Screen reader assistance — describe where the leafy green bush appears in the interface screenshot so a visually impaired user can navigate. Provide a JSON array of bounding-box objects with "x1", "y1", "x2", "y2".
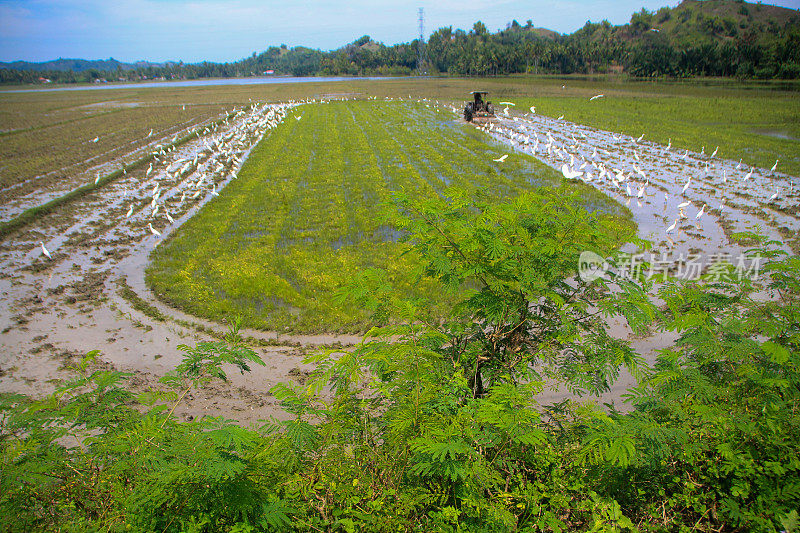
[{"x1": 2, "y1": 192, "x2": 798, "y2": 532}]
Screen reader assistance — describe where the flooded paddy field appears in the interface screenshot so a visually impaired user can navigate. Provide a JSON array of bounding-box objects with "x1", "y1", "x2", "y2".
[
  {"x1": 145, "y1": 99, "x2": 611, "y2": 334},
  {"x1": 0, "y1": 77, "x2": 797, "y2": 422}
]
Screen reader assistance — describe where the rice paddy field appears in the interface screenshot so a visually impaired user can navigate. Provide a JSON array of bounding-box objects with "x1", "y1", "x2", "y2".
[
  {"x1": 0, "y1": 93, "x2": 230, "y2": 194},
  {"x1": 0, "y1": 74, "x2": 797, "y2": 421},
  {"x1": 145, "y1": 99, "x2": 625, "y2": 332},
  {"x1": 2, "y1": 76, "x2": 797, "y2": 198},
  {"x1": 513, "y1": 89, "x2": 800, "y2": 177}
]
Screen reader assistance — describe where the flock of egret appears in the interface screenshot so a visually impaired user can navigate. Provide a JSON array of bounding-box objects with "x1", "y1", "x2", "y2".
[
  {"x1": 35, "y1": 95, "x2": 794, "y2": 266},
  {"x1": 393, "y1": 95, "x2": 792, "y2": 260},
  {"x1": 467, "y1": 102, "x2": 790, "y2": 251},
  {"x1": 127, "y1": 103, "x2": 299, "y2": 239},
  {"x1": 36, "y1": 101, "x2": 301, "y2": 261}
]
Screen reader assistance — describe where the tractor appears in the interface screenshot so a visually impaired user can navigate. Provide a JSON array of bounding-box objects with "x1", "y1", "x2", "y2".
[{"x1": 463, "y1": 91, "x2": 495, "y2": 123}]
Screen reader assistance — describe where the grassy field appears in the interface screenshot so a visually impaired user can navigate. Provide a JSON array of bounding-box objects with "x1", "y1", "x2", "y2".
[
  {"x1": 513, "y1": 88, "x2": 800, "y2": 177},
  {"x1": 2, "y1": 77, "x2": 796, "y2": 197},
  {"x1": 0, "y1": 95, "x2": 228, "y2": 192},
  {"x1": 145, "y1": 100, "x2": 628, "y2": 333}
]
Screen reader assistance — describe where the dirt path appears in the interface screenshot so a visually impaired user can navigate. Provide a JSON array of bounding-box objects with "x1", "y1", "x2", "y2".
[{"x1": 1, "y1": 100, "x2": 797, "y2": 422}]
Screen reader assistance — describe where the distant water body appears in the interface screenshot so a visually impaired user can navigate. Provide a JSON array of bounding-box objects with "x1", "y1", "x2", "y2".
[{"x1": 0, "y1": 76, "x2": 402, "y2": 93}]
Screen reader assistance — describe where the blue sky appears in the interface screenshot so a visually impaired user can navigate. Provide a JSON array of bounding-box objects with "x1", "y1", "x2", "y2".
[{"x1": 1, "y1": 0, "x2": 798, "y2": 63}]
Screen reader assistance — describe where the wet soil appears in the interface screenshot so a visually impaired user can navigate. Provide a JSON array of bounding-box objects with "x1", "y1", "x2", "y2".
[{"x1": 1, "y1": 100, "x2": 797, "y2": 421}]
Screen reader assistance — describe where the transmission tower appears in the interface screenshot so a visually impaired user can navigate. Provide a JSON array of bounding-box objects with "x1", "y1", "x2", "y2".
[{"x1": 417, "y1": 7, "x2": 427, "y2": 75}]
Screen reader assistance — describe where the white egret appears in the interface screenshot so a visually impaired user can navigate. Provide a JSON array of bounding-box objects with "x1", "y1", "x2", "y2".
[
  {"x1": 148, "y1": 223, "x2": 161, "y2": 236},
  {"x1": 561, "y1": 164, "x2": 582, "y2": 181},
  {"x1": 769, "y1": 160, "x2": 779, "y2": 174},
  {"x1": 589, "y1": 94, "x2": 604, "y2": 101},
  {"x1": 40, "y1": 241, "x2": 52, "y2": 259},
  {"x1": 666, "y1": 219, "x2": 678, "y2": 234},
  {"x1": 91, "y1": 136, "x2": 99, "y2": 143},
  {"x1": 125, "y1": 204, "x2": 133, "y2": 218},
  {"x1": 695, "y1": 203, "x2": 707, "y2": 220},
  {"x1": 677, "y1": 200, "x2": 692, "y2": 209},
  {"x1": 493, "y1": 154, "x2": 509, "y2": 163}
]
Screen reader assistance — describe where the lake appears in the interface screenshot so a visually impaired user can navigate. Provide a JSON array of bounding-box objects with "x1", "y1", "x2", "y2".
[{"x1": 0, "y1": 76, "x2": 403, "y2": 93}]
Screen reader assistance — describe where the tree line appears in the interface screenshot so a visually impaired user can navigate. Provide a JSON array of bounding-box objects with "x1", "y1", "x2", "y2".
[{"x1": 2, "y1": 5, "x2": 799, "y2": 84}]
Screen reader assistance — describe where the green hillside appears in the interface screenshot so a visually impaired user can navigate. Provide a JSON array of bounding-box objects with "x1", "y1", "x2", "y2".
[{"x1": 636, "y1": 0, "x2": 800, "y2": 46}]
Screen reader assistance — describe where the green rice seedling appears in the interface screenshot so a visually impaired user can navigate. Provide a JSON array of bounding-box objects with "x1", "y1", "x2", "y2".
[
  {"x1": 513, "y1": 87, "x2": 799, "y2": 176},
  {"x1": 147, "y1": 100, "x2": 629, "y2": 333}
]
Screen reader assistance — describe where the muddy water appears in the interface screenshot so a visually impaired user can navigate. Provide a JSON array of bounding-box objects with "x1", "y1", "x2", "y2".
[
  {"x1": 474, "y1": 108, "x2": 798, "y2": 408},
  {"x1": 0, "y1": 101, "x2": 350, "y2": 424},
  {"x1": 1, "y1": 100, "x2": 797, "y2": 422},
  {"x1": 0, "y1": 114, "x2": 220, "y2": 221}
]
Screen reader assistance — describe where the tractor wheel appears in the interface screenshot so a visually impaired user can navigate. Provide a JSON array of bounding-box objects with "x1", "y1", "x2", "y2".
[
  {"x1": 487, "y1": 103, "x2": 494, "y2": 115},
  {"x1": 464, "y1": 105, "x2": 473, "y2": 122}
]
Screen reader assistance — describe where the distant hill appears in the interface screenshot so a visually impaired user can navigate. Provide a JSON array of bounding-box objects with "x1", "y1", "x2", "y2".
[
  {"x1": 624, "y1": 0, "x2": 800, "y2": 45},
  {"x1": 0, "y1": 58, "x2": 175, "y2": 72},
  {"x1": 528, "y1": 27, "x2": 559, "y2": 40}
]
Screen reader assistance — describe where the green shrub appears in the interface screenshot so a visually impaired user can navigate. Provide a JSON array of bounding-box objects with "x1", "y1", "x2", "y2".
[{"x1": 2, "y1": 194, "x2": 798, "y2": 532}]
